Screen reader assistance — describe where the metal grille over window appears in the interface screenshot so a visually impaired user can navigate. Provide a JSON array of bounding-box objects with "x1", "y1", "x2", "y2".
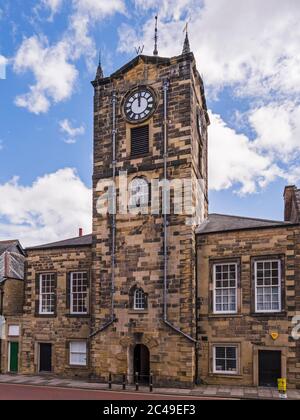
[
  {"x1": 39, "y1": 273, "x2": 55, "y2": 315},
  {"x1": 255, "y1": 260, "x2": 281, "y2": 312},
  {"x1": 134, "y1": 288, "x2": 146, "y2": 310},
  {"x1": 214, "y1": 346, "x2": 237, "y2": 374},
  {"x1": 131, "y1": 125, "x2": 149, "y2": 157},
  {"x1": 71, "y1": 272, "x2": 88, "y2": 314},
  {"x1": 214, "y1": 263, "x2": 237, "y2": 313}
]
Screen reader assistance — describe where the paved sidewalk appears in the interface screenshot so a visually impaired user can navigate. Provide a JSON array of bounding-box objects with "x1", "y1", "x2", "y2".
[{"x1": 0, "y1": 374, "x2": 299, "y2": 400}]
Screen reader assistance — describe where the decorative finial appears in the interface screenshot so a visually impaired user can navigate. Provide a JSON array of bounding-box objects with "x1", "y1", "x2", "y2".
[
  {"x1": 96, "y1": 50, "x2": 104, "y2": 79},
  {"x1": 182, "y1": 21, "x2": 191, "y2": 55},
  {"x1": 153, "y1": 15, "x2": 158, "y2": 56}
]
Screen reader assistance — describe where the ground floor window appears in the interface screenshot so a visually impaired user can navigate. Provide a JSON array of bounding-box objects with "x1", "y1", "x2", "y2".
[
  {"x1": 213, "y1": 345, "x2": 238, "y2": 375},
  {"x1": 69, "y1": 341, "x2": 87, "y2": 367}
]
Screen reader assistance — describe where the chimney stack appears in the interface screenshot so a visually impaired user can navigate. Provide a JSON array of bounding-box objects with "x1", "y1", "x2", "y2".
[
  {"x1": 284, "y1": 185, "x2": 300, "y2": 223},
  {"x1": 79, "y1": 228, "x2": 83, "y2": 237}
]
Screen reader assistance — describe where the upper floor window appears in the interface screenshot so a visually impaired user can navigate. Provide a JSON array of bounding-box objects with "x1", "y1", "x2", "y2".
[
  {"x1": 213, "y1": 263, "x2": 237, "y2": 314},
  {"x1": 70, "y1": 272, "x2": 88, "y2": 315},
  {"x1": 134, "y1": 288, "x2": 146, "y2": 311},
  {"x1": 131, "y1": 125, "x2": 149, "y2": 157},
  {"x1": 129, "y1": 177, "x2": 149, "y2": 212},
  {"x1": 255, "y1": 260, "x2": 281, "y2": 313},
  {"x1": 39, "y1": 273, "x2": 56, "y2": 315}
]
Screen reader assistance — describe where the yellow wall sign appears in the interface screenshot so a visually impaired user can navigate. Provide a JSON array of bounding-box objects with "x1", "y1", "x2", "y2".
[
  {"x1": 278, "y1": 378, "x2": 287, "y2": 393},
  {"x1": 270, "y1": 332, "x2": 279, "y2": 340}
]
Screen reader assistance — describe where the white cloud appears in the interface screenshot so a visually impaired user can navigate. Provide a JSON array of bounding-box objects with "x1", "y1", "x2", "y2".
[
  {"x1": 73, "y1": 0, "x2": 125, "y2": 18},
  {"x1": 250, "y1": 102, "x2": 300, "y2": 162},
  {"x1": 133, "y1": 0, "x2": 199, "y2": 21},
  {"x1": 59, "y1": 119, "x2": 85, "y2": 143},
  {"x1": 119, "y1": 0, "x2": 300, "y2": 99},
  {"x1": 14, "y1": 0, "x2": 126, "y2": 113},
  {"x1": 117, "y1": 0, "x2": 300, "y2": 194},
  {"x1": 0, "y1": 55, "x2": 7, "y2": 79},
  {"x1": 209, "y1": 112, "x2": 283, "y2": 195},
  {"x1": 0, "y1": 169, "x2": 92, "y2": 247},
  {"x1": 14, "y1": 36, "x2": 78, "y2": 114},
  {"x1": 42, "y1": 0, "x2": 63, "y2": 18}
]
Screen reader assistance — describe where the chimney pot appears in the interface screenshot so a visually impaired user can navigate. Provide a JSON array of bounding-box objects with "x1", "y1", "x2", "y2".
[{"x1": 79, "y1": 228, "x2": 83, "y2": 237}]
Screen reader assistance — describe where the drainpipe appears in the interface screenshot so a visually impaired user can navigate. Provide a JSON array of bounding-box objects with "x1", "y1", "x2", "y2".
[
  {"x1": 90, "y1": 90, "x2": 117, "y2": 338},
  {"x1": 162, "y1": 79, "x2": 197, "y2": 345}
]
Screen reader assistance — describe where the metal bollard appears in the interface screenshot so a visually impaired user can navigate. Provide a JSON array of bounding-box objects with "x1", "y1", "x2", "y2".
[
  {"x1": 135, "y1": 372, "x2": 139, "y2": 392},
  {"x1": 123, "y1": 374, "x2": 126, "y2": 390},
  {"x1": 108, "y1": 373, "x2": 112, "y2": 390},
  {"x1": 150, "y1": 373, "x2": 153, "y2": 393}
]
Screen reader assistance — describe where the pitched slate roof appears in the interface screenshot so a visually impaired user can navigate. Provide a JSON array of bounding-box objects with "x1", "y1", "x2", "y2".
[
  {"x1": 0, "y1": 240, "x2": 25, "y2": 256},
  {"x1": 196, "y1": 214, "x2": 292, "y2": 235},
  {"x1": 26, "y1": 234, "x2": 93, "y2": 251}
]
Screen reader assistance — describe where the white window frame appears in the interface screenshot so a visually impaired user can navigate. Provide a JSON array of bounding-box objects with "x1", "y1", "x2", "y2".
[
  {"x1": 213, "y1": 263, "x2": 238, "y2": 314},
  {"x1": 254, "y1": 259, "x2": 282, "y2": 314},
  {"x1": 39, "y1": 273, "x2": 55, "y2": 315},
  {"x1": 69, "y1": 341, "x2": 87, "y2": 367},
  {"x1": 70, "y1": 272, "x2": 88, "y2": 315},
  {"x1": 134, "y1": 288, "x2": 146, "y2": 311},
  {"x1": 213, "y1": 345, "x2": 238, "y2": 375}
]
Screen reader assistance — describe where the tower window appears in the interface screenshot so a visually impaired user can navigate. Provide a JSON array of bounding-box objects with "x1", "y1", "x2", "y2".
[
  {"x1": 131, "y1": 125, "x2": 149, "y2": 157},
  {"x1": 134, "y1": 288, "x2": 146, "y2": 310},
  {"x1": 129, "y1": 177, "x2": 150, "y2": 211}
]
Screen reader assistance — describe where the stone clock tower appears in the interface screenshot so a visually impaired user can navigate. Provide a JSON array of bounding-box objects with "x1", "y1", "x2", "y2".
[{"x1": 90, "y1": 38, "x2": 209, "y2": 386}]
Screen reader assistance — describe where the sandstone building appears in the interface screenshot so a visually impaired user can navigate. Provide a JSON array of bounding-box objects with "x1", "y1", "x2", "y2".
[
  {"x1": 0, "y1": 39, "x2": 299, "y2": 389},
  {"x1": 0, "y1": 240, "x2": 25, "y2": 374}
]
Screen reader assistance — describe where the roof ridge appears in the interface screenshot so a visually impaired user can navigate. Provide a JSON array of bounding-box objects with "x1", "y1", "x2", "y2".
[
  {"x1": 26, "y1": 233, "x2": 93, "y2": 250},
  {"x1": 209, "y1": 213, "x2": 286, "y2": 224}
]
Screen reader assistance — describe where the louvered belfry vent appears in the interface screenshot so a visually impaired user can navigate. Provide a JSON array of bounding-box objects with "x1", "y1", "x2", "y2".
[{"x1": 131, "y1": 125, "x2": 149, "y2": 157}]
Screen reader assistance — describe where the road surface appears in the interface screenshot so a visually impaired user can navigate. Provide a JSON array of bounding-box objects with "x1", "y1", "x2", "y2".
[{"x1": 0, "y1": 383, "x2": 220, "y2": 400}]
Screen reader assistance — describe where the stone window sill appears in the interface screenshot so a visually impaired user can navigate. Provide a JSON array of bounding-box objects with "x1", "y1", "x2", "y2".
[
  {"x1": 68, "y1": 365, "x2": 89, "y2": 370},
  {"x1": 209, "y1": 373, "x2": 243, "y2": 379},
  {"x1": 208, "y1": 314, "x2": 243, "y2": 319},
  {"x1": 128, "y1": 310, "x2": 149, "y2": 315},
  {"x1": 250, "y1": 312, "x2": 287, "y2": 318}
]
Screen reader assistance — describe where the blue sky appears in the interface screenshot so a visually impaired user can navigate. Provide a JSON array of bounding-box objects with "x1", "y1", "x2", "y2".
[{"x1": 0, "y1": 0, "x2": 300, "y2": 246}]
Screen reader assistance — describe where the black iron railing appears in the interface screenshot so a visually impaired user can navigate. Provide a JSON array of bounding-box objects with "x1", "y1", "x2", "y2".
[{"x1": 108, "y1": 372, "x2": 154, "y2": 392}]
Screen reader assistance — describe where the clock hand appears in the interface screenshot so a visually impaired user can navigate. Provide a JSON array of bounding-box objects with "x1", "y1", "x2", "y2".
[{"x1": 138, "y1": 91, "x2": 141, "y2": 108}]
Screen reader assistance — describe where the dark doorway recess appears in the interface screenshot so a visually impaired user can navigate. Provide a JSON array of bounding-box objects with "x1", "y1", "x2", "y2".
[
  {"x1": 39, "y1": 343, "x2": 52, "y2": 373},
  {"x1": 134, "y1": 344, "x2": 150, "y2": 383},
  {"x1": 259, "y1": 350, "x2": 281, "y2": 387}
]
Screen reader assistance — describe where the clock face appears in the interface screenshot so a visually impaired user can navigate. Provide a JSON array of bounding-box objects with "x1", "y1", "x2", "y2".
[{"x1": 124, "y1": 88, "x2": 156, "y2": 123}]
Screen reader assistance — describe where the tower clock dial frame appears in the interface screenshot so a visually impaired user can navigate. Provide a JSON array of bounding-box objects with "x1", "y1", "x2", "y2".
[{"x1": 122, "y1": 86, "x2": 157, "y2": 124}]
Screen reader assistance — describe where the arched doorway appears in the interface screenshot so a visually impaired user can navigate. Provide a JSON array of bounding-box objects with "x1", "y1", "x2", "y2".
[{"x1": 134, "y1": 344, "x2": 150, "y2": 383}]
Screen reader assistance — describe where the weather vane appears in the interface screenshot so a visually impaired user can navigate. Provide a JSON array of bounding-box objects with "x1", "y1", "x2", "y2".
[
  {"x1": 135, "y1": 45, "x2": 145, "y2": 55},
  {"x1": 183, "y1": 19, "x2": 191, "y2": 35}
]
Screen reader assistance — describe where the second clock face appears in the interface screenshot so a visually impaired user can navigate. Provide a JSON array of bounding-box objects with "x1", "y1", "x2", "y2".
[{"x1": 124, "y1": 88, "x2": 155, "y2": 123}]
